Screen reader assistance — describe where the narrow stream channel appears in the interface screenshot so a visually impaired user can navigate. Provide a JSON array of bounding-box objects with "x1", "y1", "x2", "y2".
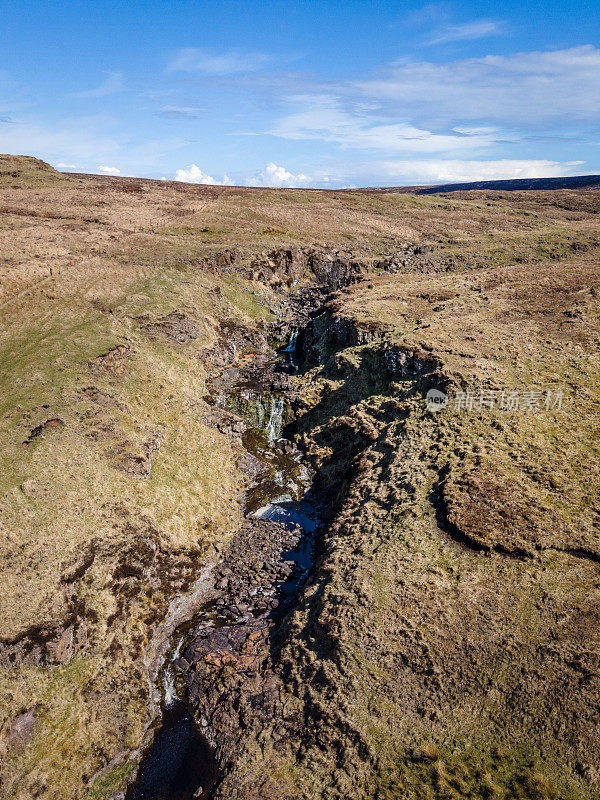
[{"x1": 126, "y1": 327, "x2": 320, "y2": 800}]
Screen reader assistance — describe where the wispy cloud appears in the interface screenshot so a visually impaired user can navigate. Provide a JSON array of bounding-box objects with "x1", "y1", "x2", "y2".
[
  {"x1": 368, "y1": 158, "x2": 588, "y2": 184},
  {"x1": 404, "y1": 2, "x2": 451, "y2": 27},
  {"x1": 0, "y1": 116, "x2": 120, "y2": 160},
  {"x1": 55, "y1": 162, "x2": 78, "y2": 170},
  {"x1": 269, "y1": 94, "x2": 503, "y2": 153},
  {"x1": 174, "y1": 164, "x2": 233, "y2": 184},
  {"x1": 355, "y1": 46, "x2": 600, "y2": 124},
  {"x1": 168, "y1": 48, "x2": 271, "y2": 75},
  {"x1": 427, "y1": 19, "x2": 504, "y2": 45},
  {"x1": 72, "y1": 71, "x2": 123, "y2": 99},
  {"x1": 158, "y1": 105, "x2": 202, "y2": 119}
]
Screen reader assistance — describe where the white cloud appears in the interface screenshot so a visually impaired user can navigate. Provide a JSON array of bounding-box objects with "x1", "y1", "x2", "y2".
[
  {"x1": 274, "y1": 159, "x2": 588, "y2": 189},
  {"x1": 158, "y1": 105, "x2": 201, "y2": 119},
  {"x1": 55, "y1": 162, "x2": 78, "y2": 170},
  {"x1": 427, "y1": 19, "x2": 504, "y2": 45},
  {"x1": 0, "y1": 116, "x2": 120, "y2": 160},
  {"x1": 270, "y1": 94, "x2": 502, "y2": 153},
  {"x1": 97, "y1": 165, "x2": 121, "y2": 175},
  {"x1": 72, "y1": 71, "x2": 123, "y2": 99},
  {"x1": 168, "y1": 48, "x2": 270, "y2": 75},
  {"x1": 174, "y1": 164, "x2": 234, "y2": 185},
  {"x1": 355, "y1": 46, "x2": 600, "y2": 124},
  {"x1": 245, "y1": 163, "x2": 310, "y2": 188},
  {"x1": 365, "y1": 159, "x2": 588, "y2": 185}
]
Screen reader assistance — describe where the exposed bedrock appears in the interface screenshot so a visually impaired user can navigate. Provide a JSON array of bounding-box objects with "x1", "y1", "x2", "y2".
[{"x1": 204, "y1": 243, "x2": 434, "y2": 291}]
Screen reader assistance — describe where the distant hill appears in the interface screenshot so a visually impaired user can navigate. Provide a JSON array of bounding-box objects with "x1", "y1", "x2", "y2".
[
  {"x1": 7, "y1": 154, "x2": 600, "y2": 195},
  {"x1": 351, "y1": 174, "x2": 600, "y2": 195},
  {"x1": 418, "y1": 173, "x2": 600, "y2": 193},
  {"x1": 0, "y1": 154, "x2": 64, "y2": 186}
]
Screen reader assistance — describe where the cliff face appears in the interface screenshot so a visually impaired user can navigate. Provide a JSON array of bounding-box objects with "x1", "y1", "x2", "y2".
[
  {"x1": 215, "y1": 260, "x2": 600, "y2": 800},
  {"x1": 0, "y1": 159, "x2": 599, "y2": 800}
]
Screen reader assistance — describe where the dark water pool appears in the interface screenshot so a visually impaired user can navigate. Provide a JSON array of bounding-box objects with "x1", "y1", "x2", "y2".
[{"x1": 125, "y1": 700, "x2": 217, "y2": 800}]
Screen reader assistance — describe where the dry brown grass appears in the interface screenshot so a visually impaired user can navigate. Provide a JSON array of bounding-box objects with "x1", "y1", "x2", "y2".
[
  {"x1": 1, "y1": 156, "x2": 600, "y2": 799},
  {"x1": 2, "y1": 156, "x2": 600, "y2": 304},
  {"x1": 331, "y1": 257, "x2": 600, "y2": 554},
  {"x1": 0, "y1": 159, "x2": 284, "y2": 799}
]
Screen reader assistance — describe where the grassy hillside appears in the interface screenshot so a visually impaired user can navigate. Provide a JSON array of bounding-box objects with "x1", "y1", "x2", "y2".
[{"x1": 0, "y1": 156, "x2": 599, "y2": 800}]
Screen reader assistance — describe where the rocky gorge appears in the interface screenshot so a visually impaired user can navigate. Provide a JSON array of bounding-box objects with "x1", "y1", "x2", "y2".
[
  {"x1": 118, "y1": 252, "x2": 485, "y2": 799},
  {"x1": 119, "y1": 256, "x2": 366, "y2": 799},
  {"x1": 1, "y1": 159, "x2": 599, "y2": 800}
]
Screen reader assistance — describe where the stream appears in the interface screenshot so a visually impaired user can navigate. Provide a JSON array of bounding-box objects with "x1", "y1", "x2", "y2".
[{"x1": 126, "y1": 326, "x2": 320, "y2": 800}]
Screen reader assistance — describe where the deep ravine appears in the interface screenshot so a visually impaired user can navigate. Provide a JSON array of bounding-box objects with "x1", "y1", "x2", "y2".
[{"x1": 125, "y1": 311, "x2": 323, "y2": 800}]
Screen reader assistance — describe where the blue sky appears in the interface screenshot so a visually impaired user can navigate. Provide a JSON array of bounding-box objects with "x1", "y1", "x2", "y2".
[{"x1": 1, "y1": 0, "x2": 599, "y2": 187}]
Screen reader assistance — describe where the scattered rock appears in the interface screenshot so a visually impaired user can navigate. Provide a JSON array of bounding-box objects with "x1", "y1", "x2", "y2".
[
  {"x1": 22, "y1": 418, "x2": 64, "y2": 446},
  {"x1": 20, "y1": 478, "x2": 38, "y2": 496},
  {"x1": 89, "y1": 344, "x2": 130, "y2": 375},
  {"x1": 141, "y1": 311, "x2": 202, "y2": 343}
]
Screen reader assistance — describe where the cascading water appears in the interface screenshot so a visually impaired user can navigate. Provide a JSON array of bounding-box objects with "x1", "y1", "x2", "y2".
[
  {"x1": 265, "y1": 396, "x2": 284, "y2": 441},
  {"x1": 162, "y1": 638, "x2": 183, "y2": 707},
  {"x1": 283, "y1": 327, "x2": 299, "y2": 370},
  {"x1": 127, "y1": 321, "x2": 320, "y2": 800},
  {"x1": 125, "y1": 628, "x2": 217, "y2": 800}
]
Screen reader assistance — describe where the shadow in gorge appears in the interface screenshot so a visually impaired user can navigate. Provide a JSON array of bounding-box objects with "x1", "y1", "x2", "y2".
[
  {"x1": 125, "y1": 303, "x2": 411, "y2": 800},
  {"x1": 125, "y1": 700, "x2": 218, "y2": 800},
  {"x1": 286, "y1": 345, "x2": 403, "y2": 511}
]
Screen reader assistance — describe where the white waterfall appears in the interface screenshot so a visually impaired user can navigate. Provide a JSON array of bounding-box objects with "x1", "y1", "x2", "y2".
[
  {"x1": 162, "y1": 637, "x2": 183, "y2": 707},
  {"x1": 284, "y1": 327, "x2": 299, "y2": 369},
  {"x1": 266, "y1": 396, "x2": 284, "y2": 441},
  {"x1": 284, "y1": 327, "x2": 299, "y2": 354}
]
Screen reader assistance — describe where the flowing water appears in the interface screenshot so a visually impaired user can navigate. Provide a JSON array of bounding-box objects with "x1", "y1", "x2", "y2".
[
  {"x1": 282, "y1": 327, "x2": 299, "y2": 371},
  {"x1": 126, "y1": 325, "x2": 320, "y2": 799},
  {"x1": 265, "y1": 396, "x2": 284, "y2": 441}
]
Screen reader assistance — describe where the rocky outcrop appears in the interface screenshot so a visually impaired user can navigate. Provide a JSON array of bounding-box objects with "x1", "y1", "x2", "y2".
[
  {"x1": 89, "y1": 344, "x2": 130, "y2": 375},
  {"x1": 329, "y1": 315, "x2": 389, "y2": 346},
  {"x1": 206, "y1": 246, "x2": 364, "y2": 290},
  {"x1": 21, "y1": 417, "x2": 64, "y2": 447},
  {"x1": 248, "y1": 246, "x2": 364, "y2": 290},
  {"x1": 181, "y1": 518, "x2": 308, "y2": 757},
  {"x1": 140, "y1": 311, "x2": 202, "y2": 343}
]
